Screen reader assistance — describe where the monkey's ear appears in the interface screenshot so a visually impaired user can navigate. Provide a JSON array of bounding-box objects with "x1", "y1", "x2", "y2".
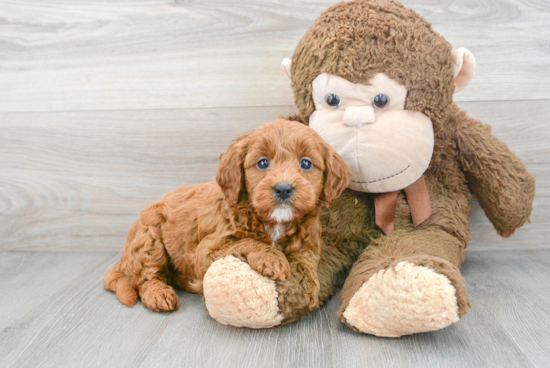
[
  {"x1": 451, "y1": 48, "x2": 476, "y2": 93},
  {"x1": 216, "y1": 132, "x2": 252, "y2": 205},
  {"x1": 281, "y1": 58, "x2": 292, "y2": 80}
]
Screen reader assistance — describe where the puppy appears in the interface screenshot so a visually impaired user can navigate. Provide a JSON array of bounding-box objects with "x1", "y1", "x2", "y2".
[{"x1": 104, "y1": 119, "x2": 350, "y2": 312}]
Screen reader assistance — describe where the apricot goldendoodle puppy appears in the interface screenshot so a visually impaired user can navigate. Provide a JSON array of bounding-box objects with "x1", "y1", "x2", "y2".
[{"x1": 104, "y1": 119, "x2": 350, "y2": 312}]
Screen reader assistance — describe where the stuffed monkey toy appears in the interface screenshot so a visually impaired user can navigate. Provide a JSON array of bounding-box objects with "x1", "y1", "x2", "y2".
[{"x1": 202, "y1": 0, "x2": 535, "y2": 337}]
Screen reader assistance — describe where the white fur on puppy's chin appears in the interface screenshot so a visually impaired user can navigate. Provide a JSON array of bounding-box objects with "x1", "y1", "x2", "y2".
[
  {"x1": 270, "y1": 207, "x2": 294, "y2": 223},
  {"x1": 343, "y1": 261, "x2": 459, "y2": 337},
  {"x1": 204, "y1": 256, "x2": 283, "y2": 328}
]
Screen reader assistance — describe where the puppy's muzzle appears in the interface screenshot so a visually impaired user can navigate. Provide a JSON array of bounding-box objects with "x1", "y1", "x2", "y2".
[{"x1": 273, "y1": 182, "x2": 294, "y2": 201}]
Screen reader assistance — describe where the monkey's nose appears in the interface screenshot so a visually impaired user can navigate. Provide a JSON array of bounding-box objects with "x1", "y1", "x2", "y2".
[
  {"x1": 273, "y1": 182, "x2": 295, "y2": 201},
  {"x1": 343, "y1": 106, "x2": 375, "y2": 127}
]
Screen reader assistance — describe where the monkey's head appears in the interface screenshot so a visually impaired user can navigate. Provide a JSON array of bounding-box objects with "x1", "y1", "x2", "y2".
[{"x1": 282, "y1": 0, "x2": 476, "y2": 193}]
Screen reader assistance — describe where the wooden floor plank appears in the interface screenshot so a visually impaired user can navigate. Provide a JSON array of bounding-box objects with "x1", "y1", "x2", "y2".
[
  {"x1": 0, "y1": 252, "x2": 177, "y2": 368},
  {"x1": 0, "y1": 101, "x2": 547, "y2": 252},
  {"x1": 1, "y1": 0, "x2": 549, "y2": 113},
  {"x1": 1, "y1": 250, "x2": 549, "y2": 367},
  {"x1": 462, "y1": 250, "x2": 550, "y2": 368},
  {"x1": 0, "y1": 252, "x2": 114, "y2": 329}
]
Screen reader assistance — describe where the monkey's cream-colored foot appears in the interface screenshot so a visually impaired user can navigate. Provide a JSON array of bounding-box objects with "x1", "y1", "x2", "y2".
[
  {"x1": 342, "y1": 261, "x2": 459, "y2": 337},
  {"x1": 203, "y1": 255, "x2": 283, "y2": 328}
]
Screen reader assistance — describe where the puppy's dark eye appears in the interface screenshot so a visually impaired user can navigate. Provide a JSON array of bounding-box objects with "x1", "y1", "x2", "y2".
[
  {"x1": 257, "y1": 157, "x2": 269, "y2": 170},
  {"x1": 325, "y1": 93, "x2": 341, "y2": 107},
  {"x1": 373, "y1": 94, "x2": 389, "y2": 108},
  {"x1": 300, "y1": 158, "x2": 313, "y2": 171}
]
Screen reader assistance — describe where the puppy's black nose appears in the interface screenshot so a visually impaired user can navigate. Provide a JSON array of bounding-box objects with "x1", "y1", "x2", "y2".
[{"x1": 273, "y1": 182, "x2": 294, "y2": 200}]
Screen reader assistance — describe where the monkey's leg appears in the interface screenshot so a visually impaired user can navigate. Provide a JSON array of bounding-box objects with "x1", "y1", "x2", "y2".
[
  {"x1": 202, "y1": 240, "x2": 364, "y2": 328},
  {"x1": 275, "y1": 241, "x2": 366, "y2": 325},
  {"x1": 338, "y1": 227, "x2": 471, "y2": 337},
  {"x1": 202, "y1": 190, "x2": 372, "y2": 328}
]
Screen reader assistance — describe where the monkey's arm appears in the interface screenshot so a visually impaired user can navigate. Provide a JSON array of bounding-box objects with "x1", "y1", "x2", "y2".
[{"x1": 452, "y1": 105, "x2": 535, "y2": 237}]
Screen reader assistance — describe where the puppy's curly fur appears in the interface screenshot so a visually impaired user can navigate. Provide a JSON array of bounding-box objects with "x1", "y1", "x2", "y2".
[{"x1": 104, "y1": 119, "x2": 350, "y2": 312}]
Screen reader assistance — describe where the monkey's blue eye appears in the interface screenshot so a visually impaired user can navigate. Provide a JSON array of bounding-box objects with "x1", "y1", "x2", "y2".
[
  {"x1": 325, "y1": 93, "x2": 341, "y2": 107},
  {"x1": 257, "y1": 157, "x2": 269, "y2": 170},
  {"x1": 373, "y1": 94, "x2": 389, "y2": 108},
  {"x1": 300, "y1": 158, "x2": 313, "y2": 171}
]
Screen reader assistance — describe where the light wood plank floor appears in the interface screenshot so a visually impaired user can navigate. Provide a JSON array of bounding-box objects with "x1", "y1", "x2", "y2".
[
  {"x1": 1, "y1": 0, "x2": 549, "y2": 367},
  {"x1": 1, "y1": 250, "x2": 549, "y2": 368}
]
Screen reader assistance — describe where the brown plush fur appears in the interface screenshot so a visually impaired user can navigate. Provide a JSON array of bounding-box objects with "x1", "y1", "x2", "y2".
[
  {"x1": 289, "y1": 0, "x2": 455, "y2": 133},
  {"x1": 104, "y1": 119, "x2": 350, "y2": 312},
  {"x1": 271, "y1": 0, "x2": 535, "y2": 327}
]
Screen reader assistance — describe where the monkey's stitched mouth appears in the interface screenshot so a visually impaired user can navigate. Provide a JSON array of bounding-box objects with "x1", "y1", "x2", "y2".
[{"x1": 351, "y1": 165, "x2": 410, "y2": 184}]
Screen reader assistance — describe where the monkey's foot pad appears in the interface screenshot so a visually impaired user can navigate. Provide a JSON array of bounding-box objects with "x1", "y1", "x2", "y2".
[
  {"x1": 203, "y1": 255, "x2": 283, "y2": 328},
  {"x1": 343, "y1": 261, "x2": 459, "y2": 337}
]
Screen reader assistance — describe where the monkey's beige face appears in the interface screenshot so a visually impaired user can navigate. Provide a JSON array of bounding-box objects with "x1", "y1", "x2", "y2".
[{"x1": 309, "y1": 73, "x2": 434, "y2": 193}]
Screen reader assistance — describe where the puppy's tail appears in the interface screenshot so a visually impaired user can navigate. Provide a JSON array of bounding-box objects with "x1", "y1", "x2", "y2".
[{"x1": 104, "y1": 261, "x2": 138, "y2": 306}]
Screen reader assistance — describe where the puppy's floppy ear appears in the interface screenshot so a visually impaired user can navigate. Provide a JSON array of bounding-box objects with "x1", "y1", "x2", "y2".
[
  {"x1": 216, "y1": 131, "x2": 253, "y2": 205},
  {"x1": 320, "y1": 140, "x2": 351, "y2": 207}
]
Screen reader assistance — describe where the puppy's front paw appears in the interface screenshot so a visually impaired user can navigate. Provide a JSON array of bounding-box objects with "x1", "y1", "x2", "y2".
[
  {"x1": 139, "y1": 282, "x2": 179, "y2": 312},
  {"x1": 247, "y1": 250, "x2": 290, "y2": 281}
]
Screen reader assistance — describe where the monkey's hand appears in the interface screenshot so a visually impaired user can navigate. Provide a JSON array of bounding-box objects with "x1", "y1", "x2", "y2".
[{"x1": 452, "y1": 105, "x2": 535, "y2": 237}]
